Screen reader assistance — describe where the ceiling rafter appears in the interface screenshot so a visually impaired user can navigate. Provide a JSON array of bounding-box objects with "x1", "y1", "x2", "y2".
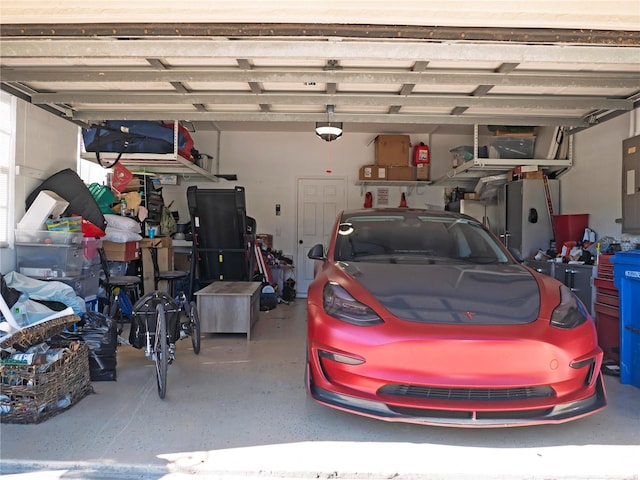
[
  {"x1": 237, "y1": 57, "x2": 271, "y2": 112},
  {"x1": 450, "y1": 62, "x2": 532, "y2": 116},
  {"x1": 70, "y1": 110, "x2": 591, "y2": 127},
  {"x1": 4, "y1": 68, "x2": 637, "y2": 89},
  {"x1": 3, "y1": 39, "x2": 638, "y2": 64},
  {"x1": 147, "y1": 57, "x2": 195, "y2": 106},
  {"x1": 30, "y1": 92, "x2": 632, "y2": 111},
  {"x1": 389, "y1": 60, "x2": 429, "y2": 114},
  {"x1": 1, "y1": 23, "x2": 638, "y2": 45}
]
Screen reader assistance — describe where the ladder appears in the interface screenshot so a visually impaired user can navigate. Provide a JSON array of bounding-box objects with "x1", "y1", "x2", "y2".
[{"x1": 542, "y1": 174, "x2": 557, "y2": 244}]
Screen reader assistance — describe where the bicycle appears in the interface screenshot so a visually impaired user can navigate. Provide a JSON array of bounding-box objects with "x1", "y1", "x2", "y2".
[{"x1": 129, "y1": 288, "x2": 201, "y2": 399}]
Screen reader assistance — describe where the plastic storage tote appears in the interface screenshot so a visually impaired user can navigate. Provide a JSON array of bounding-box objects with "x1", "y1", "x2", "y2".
[
  {"x1": 16, "y1": 243, "x2": 84, "y2": 278},
  {"x1": 15, "y1": 230, "x2": 83, "y2": 245},
  {"x1": 493, "y1": 136, "x2": 536, "y2": 159},
  {"x1": 612, "y1": 250, "x2": 640, "y2": 388}
]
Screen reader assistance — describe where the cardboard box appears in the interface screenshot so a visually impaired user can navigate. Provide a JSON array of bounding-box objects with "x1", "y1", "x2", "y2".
[
  {"x1": 174, "y1": 252, "x2": 192, "y2": 272},
  {"x1": 374, "y1": 135, "x2": 410, "y2": 166},
  {"x1": 510, "y1": 165, "x2": 542, "y2": 181},
  {"x1": 108, "y1": 174, "x2": 142, "y2": 193},
  {"x1": 523, "y1": 170, "x2": 544, "y2": 180},
  {"x1": 18, "y1": 190, "x2": 69, "y2": 230},
  {"x1": 141, "y1": 245, "x2": 174, "y2": 293},
  {"x1": 387, "y1": 166, "x2": 415, "y2": 181},
  {"x1": 256, "y1": 233, "x2": 274, "y2": 250},
  {"x1": 140, "y1": 236, "x2": 173, "y2": 248},
  {"x1": 416, "y1": 163, "x2": 430, "y2": 181},
  {"x1": 359, "y1": 165, "x2": 387, "y2": 181},
  {"x1": 464, "y1": 193, "x2": 479, "y2": 200},
  {"x1": 102, "y1": 240, "x2": 140, "y2": 262}
]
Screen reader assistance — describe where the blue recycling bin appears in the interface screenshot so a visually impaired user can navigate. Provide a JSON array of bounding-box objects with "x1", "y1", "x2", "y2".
[{"x1": 612, "y1": 250, "x2": 640, "y2": 388}]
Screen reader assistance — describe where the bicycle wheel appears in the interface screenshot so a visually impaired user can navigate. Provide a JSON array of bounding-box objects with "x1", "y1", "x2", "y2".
[
  {"x1": 189, "y1": 300, "x2": 201, "y2": 354},
  {"x1": 154, "y1": 303, "x2": 168, "y2": 399}
]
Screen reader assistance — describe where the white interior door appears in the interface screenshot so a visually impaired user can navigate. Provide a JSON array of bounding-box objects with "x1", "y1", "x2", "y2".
[{"x1": 296, "y1": 177, "x2": 346, "y2": 298}]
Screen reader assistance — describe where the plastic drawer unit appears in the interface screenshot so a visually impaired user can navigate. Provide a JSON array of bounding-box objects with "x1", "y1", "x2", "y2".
[{"x1": 612, "y1": 250, "x2": 640, "y2": 388}]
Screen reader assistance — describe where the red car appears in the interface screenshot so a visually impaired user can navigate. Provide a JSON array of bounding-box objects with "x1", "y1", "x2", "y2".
[{"x1": 306, "y1": 208, "x2": 606, "y2": 427}]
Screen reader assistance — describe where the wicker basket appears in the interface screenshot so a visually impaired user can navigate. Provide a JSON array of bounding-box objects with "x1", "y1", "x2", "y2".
[
  {"x1": 0, "y1": 315, "x2": 93, "y2": 424},
  {"x1": 0, "y1": 314, "x2": 79, "y2": 350}
]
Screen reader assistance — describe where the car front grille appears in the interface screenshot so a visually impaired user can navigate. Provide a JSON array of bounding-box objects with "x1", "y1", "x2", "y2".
[{"x1": 378, "y1": 384, "x2": 555, "y2": 402}]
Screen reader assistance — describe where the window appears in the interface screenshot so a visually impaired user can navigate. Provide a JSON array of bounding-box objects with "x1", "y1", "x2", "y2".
[
  {"x1": 77, "y1": 133, "x2": 108, "y2": 185},
  {"x1": 0, "y1": 91, "x2": 16, "y2": 247}
]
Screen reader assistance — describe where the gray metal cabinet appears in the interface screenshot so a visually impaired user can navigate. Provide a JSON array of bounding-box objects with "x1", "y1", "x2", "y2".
[
  {"x1": 622, "y1": 134, "x2": 640, "y2": 234},
  {"x1": 498, "y1": 179, "x2": 559, "y2": 260},
  {"x1": 524, "y1": 260, "x2": 596, "y2": 316},
  {"x1": 553, "y1": 263, "x2": 596, "y2": 315},
  {"x1": 525, "y1": 259, "x2": 554, "y2": 277}
]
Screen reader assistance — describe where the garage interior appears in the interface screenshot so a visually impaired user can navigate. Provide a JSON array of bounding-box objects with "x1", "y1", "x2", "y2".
[{"x1": 1, "y1": 3, "x2": 640, "y2": 479}]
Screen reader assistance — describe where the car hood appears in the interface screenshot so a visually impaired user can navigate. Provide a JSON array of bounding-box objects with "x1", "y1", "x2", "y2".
[{"x1": 339, "y1": 262, "x2": 540, "y2": 325}]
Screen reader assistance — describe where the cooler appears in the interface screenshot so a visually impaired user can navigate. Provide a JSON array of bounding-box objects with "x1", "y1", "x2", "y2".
[{"x1": 612, "y1": 250, "x2": 640, "y2": 388}]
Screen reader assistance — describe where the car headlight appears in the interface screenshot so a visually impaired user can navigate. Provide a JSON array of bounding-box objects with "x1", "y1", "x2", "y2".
[
  {"x1": 322, "y1": 282, "x2": 383, "y2": 326},
  {"x1": 550, "y1": 284, "x2": 588, "y2": 329}
]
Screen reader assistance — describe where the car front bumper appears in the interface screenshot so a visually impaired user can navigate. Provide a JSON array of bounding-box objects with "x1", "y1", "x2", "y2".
[{"x1": 308, "y1": 367, "x2": 607, "y2": 428}]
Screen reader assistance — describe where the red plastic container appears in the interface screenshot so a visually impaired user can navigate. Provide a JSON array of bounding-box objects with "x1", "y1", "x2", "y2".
[
  {"x1": 552, "y1": 214, "x2": 589, "y2": 249},
  {"x1": 412, "y1": 143, "x2": 430, "y2": 165}
]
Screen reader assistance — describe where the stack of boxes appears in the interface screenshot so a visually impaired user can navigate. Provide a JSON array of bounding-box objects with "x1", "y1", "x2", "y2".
[
  {"x1": 359, "y1": 135, "x2": 416, "y2": 181},
  {"x1": 14, "y1": 190, "x2": 102, "y2": 303}
]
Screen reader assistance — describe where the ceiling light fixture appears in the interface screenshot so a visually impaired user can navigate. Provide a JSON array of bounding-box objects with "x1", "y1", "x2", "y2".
[{"x1": 316, "y1": 105, "x2": 342, "y2": 142}]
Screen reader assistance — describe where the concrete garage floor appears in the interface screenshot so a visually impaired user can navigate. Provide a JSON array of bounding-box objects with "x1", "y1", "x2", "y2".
[{"x1": 1, "y1": 300, "x2": 639, "y2": 480}]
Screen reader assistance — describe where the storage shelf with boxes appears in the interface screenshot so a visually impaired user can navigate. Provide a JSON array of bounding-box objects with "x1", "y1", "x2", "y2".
[
  {"x1": 432, "y1": 125, "x2": 572, "y2": 189},
  {"x1": 359, "y1": 134, "x2": 430, "y2": 184}
]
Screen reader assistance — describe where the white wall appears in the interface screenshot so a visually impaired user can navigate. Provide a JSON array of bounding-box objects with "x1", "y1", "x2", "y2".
[
  {"x1": 562, "y1": 110, "x2": 640, "y2": 242},
  {"x1": 0, "y1": 98, "x2": 78, "y2": 273},
  {"x1": 160, "y1": 130, "x2": 444, "y2": 258}
]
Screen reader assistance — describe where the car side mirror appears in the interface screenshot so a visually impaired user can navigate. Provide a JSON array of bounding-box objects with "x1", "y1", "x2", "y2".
[{"x1": 307, "y1": 244, "x2": 326, "y2": 260}]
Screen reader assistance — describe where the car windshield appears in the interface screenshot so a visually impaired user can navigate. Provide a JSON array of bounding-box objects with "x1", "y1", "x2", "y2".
[{"x1": 333, "y1": 213, "x2": 511, "y2": 265}]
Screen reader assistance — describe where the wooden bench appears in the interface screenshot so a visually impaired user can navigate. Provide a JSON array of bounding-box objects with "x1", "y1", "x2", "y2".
[{"x1": 194, "y1": 281, "x2": 262, "y2": 341}]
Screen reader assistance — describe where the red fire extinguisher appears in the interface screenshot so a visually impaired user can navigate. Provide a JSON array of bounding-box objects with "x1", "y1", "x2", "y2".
[
  {"x1": 413, "y1": 142, "x2": 430, "y2": 165},
  {"x1": 364, "y1": 191, "x2": 373, "y2": 208}
]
